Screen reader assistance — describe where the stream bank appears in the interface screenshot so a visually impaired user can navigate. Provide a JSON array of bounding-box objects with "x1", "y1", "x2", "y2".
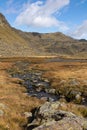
[{"x1": 7, "y1": 60, "x2": 87, "y2": 130}]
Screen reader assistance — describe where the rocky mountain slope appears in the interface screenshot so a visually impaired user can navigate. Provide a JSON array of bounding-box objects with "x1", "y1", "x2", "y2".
[
  {"x1": 0, "y1": 13, "x2": 87, "y2": 58},
  {"x1": 0, "y1": 13, "x2": 36, "y2": 57}
]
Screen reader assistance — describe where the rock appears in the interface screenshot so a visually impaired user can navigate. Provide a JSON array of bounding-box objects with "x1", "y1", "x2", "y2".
[
  {"x1": 75, "y1": 94, "x2": 82, "y2": 104},
  {"x1": 48, "y1": 97, "x2": 55, "y2": 102},
  {"x1": 38, "y1": 101, "x2": 60, "y2": 116},
  {"x1": 45, "y1": 89, "x2": 56, "y2": 94},
  {"x1": 31, "y1": 94, "x2": 37, "y2": 97},
  {"x1": 36, "y1": 87, "x2": 44, "y2": 92},
  {"x1": 32, "y1": 79, "x2": 38, "y2": 83},
  {"x1": 42, "y1": 78, "x2": 49, "y2": 83},
  {"x1": 69, "y1": 79, "x2": 80, "y2": 86},
  {"x1": 24, "y1": 112, "x2": 32, "y2": 118},
  {"x1": 26, "y1": 101, "x2": 87, "y2": 130},
  {"x1": 41, "y1": 97, "x2": 48, "y2": 101},
  {"x1": 66, "y1": 90, "x2": 82, "y2": 103},
  {"x1": 33, "y1": 117, "x2": 87, "y2": 130},
  {"x1": 34, "y1": 72, "x2": 42, "y2": 76},
  {"x1": 35, "y1": 82, "x2": 49, "y2": 88}
]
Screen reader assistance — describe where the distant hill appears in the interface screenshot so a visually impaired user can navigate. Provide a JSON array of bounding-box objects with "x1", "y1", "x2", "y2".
[
  {"x1": 0, "y1": 13, "x2": 87, "y2": 58},
  {"x1": 79, "y1": 39, "x2": 87, "y2": 42}
]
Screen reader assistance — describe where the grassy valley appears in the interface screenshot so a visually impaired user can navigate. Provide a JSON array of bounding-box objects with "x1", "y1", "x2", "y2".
[{"x1": 0, "y1": 13, "x2": 87, "y2": 130}]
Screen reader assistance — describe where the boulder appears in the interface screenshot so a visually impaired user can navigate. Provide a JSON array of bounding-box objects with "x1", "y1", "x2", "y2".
[
  {"x1": 66, "y1": 90, "x2": 82, "y2": 103},
  {"x1": 26, "y1": 101, "x2": 87, "y2": 130},
  {"x1": 45, "y1": 89, "x2": 56, "y2": 94}
]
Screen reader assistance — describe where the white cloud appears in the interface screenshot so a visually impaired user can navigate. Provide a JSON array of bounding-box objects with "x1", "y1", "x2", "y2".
[
  {"x1": 70, "y1": 20, "x2": 87, "y2": 39},
  {"x1": 15, "y1": 0, "x2": 70, "y2": 30}
]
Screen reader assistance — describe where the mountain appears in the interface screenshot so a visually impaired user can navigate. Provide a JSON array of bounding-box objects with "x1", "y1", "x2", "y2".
[
  {"x1": 0, "y1": 13, "x2": 87, "y2": 58},
  {"x1": 0, "y1": 13, "x2": 36, "y2": 57}
]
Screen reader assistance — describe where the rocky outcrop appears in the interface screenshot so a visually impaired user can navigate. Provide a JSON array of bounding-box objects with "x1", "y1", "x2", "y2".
[{"x1": 26, "y1": 101, "x2": 87, "y2": 130}]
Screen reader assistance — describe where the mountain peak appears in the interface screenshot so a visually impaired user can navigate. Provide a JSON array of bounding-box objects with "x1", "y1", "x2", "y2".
[{"x1": 0, "y1": 13, "x2": 10, "y2": 27}]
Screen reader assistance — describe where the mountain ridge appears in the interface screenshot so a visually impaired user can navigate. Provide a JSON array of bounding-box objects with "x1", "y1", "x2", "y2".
[{"x1": 0, "y1": 13, "x2": 87, "y2": 58}]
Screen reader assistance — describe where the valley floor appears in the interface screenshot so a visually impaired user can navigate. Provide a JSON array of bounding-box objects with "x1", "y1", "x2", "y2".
[{"x1": 0, "y1": 57, "x2": 87, "y2": 130}]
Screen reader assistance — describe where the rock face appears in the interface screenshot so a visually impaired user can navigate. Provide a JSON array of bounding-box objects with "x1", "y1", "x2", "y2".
[{"x1": 26, "y1": 101, "x2": 87, "y2": 130}]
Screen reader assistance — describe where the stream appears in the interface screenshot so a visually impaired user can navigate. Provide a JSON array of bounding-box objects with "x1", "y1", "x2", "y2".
[
  {"x1": 11, "y1": 68, "x2": 59, "y2": 102},
  {"x1": 9, "y1": 59, "x2": 87, "y2": 104}
]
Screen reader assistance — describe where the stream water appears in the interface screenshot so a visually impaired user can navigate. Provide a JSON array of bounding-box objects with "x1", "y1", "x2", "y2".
[
  {"x1": 9, "y1": 59, "x2": 87, "y2": 104},
  {"x1": 12, "y1": 70, "x2": 59, "y2": 102}
]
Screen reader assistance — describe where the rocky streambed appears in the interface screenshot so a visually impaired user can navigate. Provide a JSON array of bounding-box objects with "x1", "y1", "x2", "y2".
[
  {"x1": 10, "y1": 68, "x2": 87, "y2": 105},
  {"x1": 7, "y1": 61, "x2": 60, "y2": 103},
  {"x1": 11, "y1": 69, "x2": 59, "y2": 102},
  {"x1": 8, "y1": 61, "x2": 87, "y2": 130}
]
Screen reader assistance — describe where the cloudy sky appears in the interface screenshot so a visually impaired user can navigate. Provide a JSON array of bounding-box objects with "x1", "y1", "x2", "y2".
[{"x1": 0, "y1": 0, "x2": 87, "y2": 39}]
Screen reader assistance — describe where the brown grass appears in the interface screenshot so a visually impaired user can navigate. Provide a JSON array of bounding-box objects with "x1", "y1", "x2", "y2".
[
  {"x1": 0, "y1": 58, "x2": 87, "y2": 129},
  {"x1": 0, "y1": 62, "x2": 43, "y2": 130},
  {"x1": 57, "y1": 102, "x2": 87, "y2": 117},
  {"x1": 30, "y1": 61, "x2": 87, "y2": 81},
  {"x1": 29, "y1": 61, "x2": 87, "y2": 97}
]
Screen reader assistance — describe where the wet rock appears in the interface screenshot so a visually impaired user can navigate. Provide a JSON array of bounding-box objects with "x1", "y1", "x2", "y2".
[
  {"x1": 26, "y1": 101, "x2": 87, "y2": 130},
  {"x1": 35, "y1": 87, "x2": 44, "y2": 92},
  {"x1": 48, "y1": 97, "x2": 55, "y2": 102},
  {"x1": 35, "y1": 82, "x2": 49, "y2": 88},
  {"x1": 32, "y1": 79, "x2": 38, "y2": 83},
  {"x1": 42, "y1": 78, "x2": 50, "y2": 83},
  {"x1": 31, "y1": 94, "x2": 37, "y2": 97},
  {"x1": 45, "y1": 89, "x2": 56, "y2": 94},
  {"x1": 11, "y1": 70, "x2": 57, "y2": 101},
  {"x1": 40, "y1": 97, "x2": 48, "y2": 101}
]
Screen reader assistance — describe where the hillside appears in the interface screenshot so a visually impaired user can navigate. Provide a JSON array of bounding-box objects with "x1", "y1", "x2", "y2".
[
  {"x1": 0, "y1": 13, "x2": 87, "y2": 58},
  {"x1": 0, "y1": 13, "x2": 36, "y2": 57}
]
